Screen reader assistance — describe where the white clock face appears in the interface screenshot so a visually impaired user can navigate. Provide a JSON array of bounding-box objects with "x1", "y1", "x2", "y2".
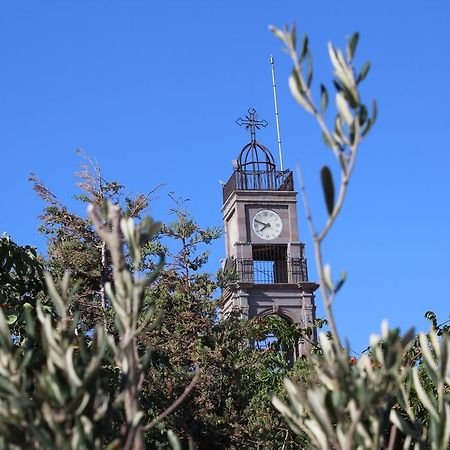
[{"x1": 252, "y1": 210, "x2": 283, "y2": 240}]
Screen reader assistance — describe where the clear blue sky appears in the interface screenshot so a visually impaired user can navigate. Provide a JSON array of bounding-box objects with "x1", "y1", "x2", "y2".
[{"x1": 1, "y1": 1, "x2": 449, "y2": 353}]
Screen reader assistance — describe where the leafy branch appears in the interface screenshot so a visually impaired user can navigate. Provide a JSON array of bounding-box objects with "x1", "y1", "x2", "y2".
[
  {"x1": 270, "y1": 24, "x2": 450, "y2": 450},
  {"x1": 270, "y1": 23, "x2": 377, "y2": 345}
]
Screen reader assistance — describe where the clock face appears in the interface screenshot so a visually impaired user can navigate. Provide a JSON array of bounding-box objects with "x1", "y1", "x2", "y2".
[{"x1": 252, "y1": 209, "x2": 283, "y2": 240}]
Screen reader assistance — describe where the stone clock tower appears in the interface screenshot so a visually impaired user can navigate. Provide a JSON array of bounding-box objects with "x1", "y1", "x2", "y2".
[{"x1": 221, "y1": 108, "x2": 319, "y2": 358}]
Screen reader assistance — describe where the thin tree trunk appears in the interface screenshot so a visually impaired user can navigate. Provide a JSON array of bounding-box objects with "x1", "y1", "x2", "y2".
[{"x1": 100, "y1": 241, "x2": 107, "y2": 331}]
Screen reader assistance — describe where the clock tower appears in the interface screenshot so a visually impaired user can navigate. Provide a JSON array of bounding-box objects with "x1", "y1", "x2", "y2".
[{"x1": 221, "y1": 108, "x2": 319, "y2": 358}]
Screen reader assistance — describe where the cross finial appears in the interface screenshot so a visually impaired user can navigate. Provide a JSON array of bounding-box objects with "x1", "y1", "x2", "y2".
[{"x1": 236, "y1": 108, "x2": 268, "y2": 142}]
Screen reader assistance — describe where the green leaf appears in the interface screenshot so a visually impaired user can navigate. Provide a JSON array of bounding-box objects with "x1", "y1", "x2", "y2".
[
  {"x1": 439, "y1": 333, "x2": 449, "y2": 380},
  {"x1": 289, "y1": 72, "x2": 314, "y2": 114},
  {"x1": 168, "y1": 430, "x2": 182, "y2": 450},
  {"x1": 336, "y1": 92, "x2": 353, "y2": 125},
  {"x1": 441, "y1": 403, "x2": 450, "y2": 450},
  {"x1": 44, "y1": 273, "x2": 66, "y2": 320},
  {"x1": 419, "y1": 333, "x2": 436, "y2": 372},
  {"x1": 6, "y1": 314, "x2": 17, "y2": 325},
  {"x1": 0, "y1": 309, "x2": 12, "y2": 348},
  {"x1": 0, "y1": 375, "x2": 20, "y2": 396},
  {"x1": 361, "y1": 119, "x2": 373, "y2": 137},
  {"x1": 359, "y1": 104, "x2": 368, "y2": 125},
  {"x1": 334, "y1": 271, "x2": 346, "y2": 293},
  {"x1": 320, "y1": 84, "x2": 328, "y2": 114},
  {"x1": 371, "y1": 98, "x2": 378, "y2": 124},
  {"x1": 412, "y1": 367, "x2": 439, "y2": 421},
  {"x1": 320, "y1": 166, "x2": 335, "y2": 216},
  {"x1": 389, "y1": 410, "x2": 419, "y2": 439},
  {"x1": 332, "y1": 79, "x2": 342, "y2": 93},
  {"x1": 338, "y1": 81, "x2": 359, "y2": 109},
  {"x1": 358, "y1": 61, "x2": 371, "y2": 83},
  {"x1": 306, "y1": 51, "x2": 313, "y2": 88},
  {"x1": 305, "y1": 418, "x2": 329, "y2": 450},
  {"x1": 290, "y1": 22, "x2": 297, "y2": 51},
  {"x1": 23, "y1": 302, "x2": 35, "y2": 337},
  {"x1": 300, "y1": 34, "x2": 308, "y2": 62},
  {"x1": 268, "y1": 25, "x2": 285, "y2": 43},
  {"x1": 291, "y1": 68, "x2": 305, "y2": 93},
  {"x1": 131, "y1": 411, "x2": 144, "y2": 429},
  {"x1": 347, "y1": 32, "x2": 359, "y2": 60},
  {"x1": 328, "y1": 42, "x2": 340, "y2": 72},
  {"x1": 338, "y1": 152, "x2": 347, "y2": 175},
  {"x1": 65, "y1": 347, "x2": 82, "y2": 387},
  {"x1": 323, "y1": 264, "x2": 333, "y2": 292}
]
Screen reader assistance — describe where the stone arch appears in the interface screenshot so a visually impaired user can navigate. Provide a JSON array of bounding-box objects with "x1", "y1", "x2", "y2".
[
  {"x1": 258, "y1": 307, "x2": 295, "y2": 325},
  {"x1": 253, "y1": 309, "x2": 298, "y2": 362}
]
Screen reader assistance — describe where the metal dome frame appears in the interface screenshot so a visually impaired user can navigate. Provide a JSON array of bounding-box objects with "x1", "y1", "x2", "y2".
[{"x1": 236, "y1": 140, "x2": 276, "y2": 173}]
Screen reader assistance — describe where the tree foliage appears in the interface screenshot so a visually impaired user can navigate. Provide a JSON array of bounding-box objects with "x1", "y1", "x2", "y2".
[
  {"x1": 29, "y1": 150, "x2": 154, "y2": 329},
  {"x1": 0, "y1": 234, "x2": 46, "y2": 338},
  {"x1": 0, "y1": 162, "x2": 311, "y2": 449}
]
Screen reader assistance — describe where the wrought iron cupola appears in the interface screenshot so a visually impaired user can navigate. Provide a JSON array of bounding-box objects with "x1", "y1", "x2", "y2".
[
  {"x1": 236, "y1": 108, "x2": 275, "y2": 173},
  {"x1": 222, "y1": 108, "x2": 294, "y2": 201}
]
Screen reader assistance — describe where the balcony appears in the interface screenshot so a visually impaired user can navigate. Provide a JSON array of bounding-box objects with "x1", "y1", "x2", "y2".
[
  {"x1": 222, "y1": 169, "x2": 294, "y2": 202},
  {"x1": 227, "y1": 256, "x2": 308, "y2": 285}
]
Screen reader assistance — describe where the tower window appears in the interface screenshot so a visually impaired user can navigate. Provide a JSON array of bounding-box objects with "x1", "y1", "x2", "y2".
[{"x1": 252, "y1": 245, "x2": 288, "y2": 283}]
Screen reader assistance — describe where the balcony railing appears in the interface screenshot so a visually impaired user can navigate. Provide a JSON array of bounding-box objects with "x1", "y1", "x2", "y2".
[
  {"x1": 222, "y1": 169, "x2": 294, "y2": 202},
  {"x1": 230, "y1": 257, "x2": 308, "y2": 284}
]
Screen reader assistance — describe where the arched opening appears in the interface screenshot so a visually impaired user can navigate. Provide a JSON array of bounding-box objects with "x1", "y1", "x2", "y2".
[{"x1": 251, "y1": 313, "x2": 299, "y2": 364}]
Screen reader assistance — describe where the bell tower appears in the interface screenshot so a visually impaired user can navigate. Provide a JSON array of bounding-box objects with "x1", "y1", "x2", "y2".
[{"x1": 221, "y1": 108, "x2": 319, "y2": 357}]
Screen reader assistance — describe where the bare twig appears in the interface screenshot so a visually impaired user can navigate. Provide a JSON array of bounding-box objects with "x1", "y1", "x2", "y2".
[
  {"x1": 281, "y1": 429, "x2": 289, "y2": 450},
  {"x1": 345, "y1": 407, "x2": 363, "y2": 450},
  {"x1": 296, "y1": 163, "x2": 341, "y2": 342},
  {"x1": 144, "y1": 363, "x2": 200, "y2": 431},
  {"x1": 296, "y1": 164, "x2": 317, "y2": 239},
  {"x1": 386, "y1": 424, "x2": 398, "y2": 450}
]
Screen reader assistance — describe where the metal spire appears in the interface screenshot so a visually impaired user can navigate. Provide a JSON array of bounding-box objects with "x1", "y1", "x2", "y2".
[{"x1": 270, "y1": 55, "x2": 284, "y2": 171}]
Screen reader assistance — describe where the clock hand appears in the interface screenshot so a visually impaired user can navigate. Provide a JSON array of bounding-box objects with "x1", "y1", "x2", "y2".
[
  {"x1": 260, "y1": 222, "x2": 271, "y2": 231},
  {"x1": 254, "y1": 219, "x2": 267, "y2": 226}
]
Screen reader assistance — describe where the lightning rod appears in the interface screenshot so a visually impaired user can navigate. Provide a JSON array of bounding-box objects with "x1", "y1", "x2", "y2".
[{"x1": 270, "y1": 55, "x2": 284, "y2": 171}]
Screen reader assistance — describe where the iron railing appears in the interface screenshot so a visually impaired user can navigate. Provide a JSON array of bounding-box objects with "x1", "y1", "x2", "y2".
[
  {"x1": 288, "y1": 257, "x2": 309, "y2": 283},
  {"x1": 231, "y1": 256, "x2": 308, "y2": 284},
  {"x1": 222, "y1": 169, "x2": 294, "y2": 202}
]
